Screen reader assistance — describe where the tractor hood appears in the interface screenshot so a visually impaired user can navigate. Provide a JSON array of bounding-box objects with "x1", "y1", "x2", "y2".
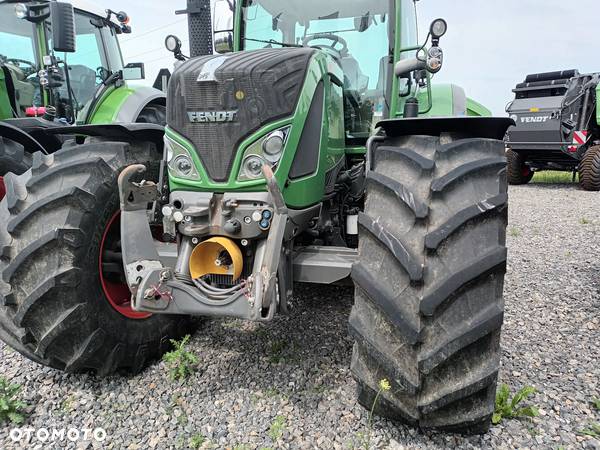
[{"x1": 167, "y1": 48, "x2": 316, "y2": 182}]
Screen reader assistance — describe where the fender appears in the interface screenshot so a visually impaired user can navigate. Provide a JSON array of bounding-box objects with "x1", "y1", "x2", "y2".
[
  {"x1": 0, "y1": 121, "x2": 47, "y2": 153},
  {"x1": 413, "y1": 83, "x2": 493, "y2": 118},
  {"x1": 43, "y1": 123, "x2": 165, "y2": 152},
  {"x1": 376, "y1": 117, "x2": 514, "y2": 141},
  {"x1": 87, "y1": 84, "x2": 166, "y2": 124},
  {"x1": 368, "y1": 117, "x2": 514, "y2": 173}
]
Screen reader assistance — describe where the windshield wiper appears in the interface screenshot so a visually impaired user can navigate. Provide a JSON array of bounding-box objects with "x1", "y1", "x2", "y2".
[{"x1": 242, "y1": 38, "x2": 302, "y2": 48}]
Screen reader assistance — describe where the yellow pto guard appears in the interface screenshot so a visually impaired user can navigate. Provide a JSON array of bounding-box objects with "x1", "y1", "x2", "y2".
[{"x1": 189, "y1": 237, "x2": 243, "y2": 281}]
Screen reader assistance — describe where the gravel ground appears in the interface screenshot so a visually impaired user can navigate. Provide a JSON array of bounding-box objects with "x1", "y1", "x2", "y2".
[{"x1": 0, "y1": 183, "x2": 599, "y2": 450}]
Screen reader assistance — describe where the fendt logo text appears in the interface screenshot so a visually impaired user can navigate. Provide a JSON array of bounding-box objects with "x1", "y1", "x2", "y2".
[
  {"x1": 188, "y1": 110, "x2": 238, "y2": 123},
  {"x1": 520, "y1": 115, "x2": 550, "y2": 123}
]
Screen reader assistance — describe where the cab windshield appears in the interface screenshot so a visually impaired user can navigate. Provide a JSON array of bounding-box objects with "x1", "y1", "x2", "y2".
[{"x1": 241, "y1": 0, "x2": 395, "y2": 141}]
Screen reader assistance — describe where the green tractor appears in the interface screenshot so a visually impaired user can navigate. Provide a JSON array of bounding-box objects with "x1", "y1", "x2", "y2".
[
  {"x1": 0, "y1": 0, "x2": 513, "y2": 434},
  {"x1": 0, "y1": 0, "x2": 167, "y2": 196}
]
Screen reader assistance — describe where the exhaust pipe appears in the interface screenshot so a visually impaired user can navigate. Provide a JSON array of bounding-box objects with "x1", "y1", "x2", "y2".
[{"x1": 176, "y1": 0, "x2": 213, "y2": 57}]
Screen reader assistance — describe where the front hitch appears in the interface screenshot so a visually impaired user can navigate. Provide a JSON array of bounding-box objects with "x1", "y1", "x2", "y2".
[{"x1": 117, "y1": 163, "x2": 288, "y2": 321}]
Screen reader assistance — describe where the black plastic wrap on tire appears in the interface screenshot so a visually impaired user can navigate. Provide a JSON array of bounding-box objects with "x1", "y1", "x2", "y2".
[
  {"x1": 0, "y1": 139, "x2": 194, "y2": 375},
  {"x1": 350, "y1": 134, "x2": 508, "y2": 434}
]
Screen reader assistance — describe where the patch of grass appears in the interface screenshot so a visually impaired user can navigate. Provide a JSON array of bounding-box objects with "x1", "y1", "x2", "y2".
[
  {"x1": 232, "y1": 445, "x2": 252, "y2": 450},
  {"x1": 177, "y1": 412, "x2": 189, "y2": 426},
  {"x1": 592, "y1": 397, "x2": 600, "y2": 411},
  {"x1": 163, "y1": 335, "x2": 199, "y2": 381},
  {"x1": 0, "y1": 377, "x2": 27, "y2": 425},
  {"x1": 268, "y1": 339, "x2": 288, "y2": 363},
  {"x1": 189, "y1": 433, "x2": 206, "y2": 449},
  {"x1": 268, "y1": 415, "x2": 286, "y2": 441},
  {"x1": 492, "y1": 384, "x2": 539, "y2": 425},
  {"x1": 532, "y1": 171, "x2": 576, "y2": 184},
  {"x1": 263, "y1": 387, "x2": 289, "y2": 401},
  {"x1": 580, "y1": 217, "x2": 591, "y2": 225},
  {"x1": 509, "y1": 227, "x2": 520, "y2": 237},
  {"x1": 578, "y1": 423, "x2": 600, "y2": 438}
]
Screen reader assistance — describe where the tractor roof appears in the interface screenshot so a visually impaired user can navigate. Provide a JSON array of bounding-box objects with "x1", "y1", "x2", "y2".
[
  {"x1": 0, "y1": 0, "x2": 120, "y2": 25},
  {"x1": 257, "y1": 0, "x2": 389, "y2": 21}
]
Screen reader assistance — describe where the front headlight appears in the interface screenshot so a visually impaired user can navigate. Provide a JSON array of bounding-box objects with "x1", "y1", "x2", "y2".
[
  {"x1": 241, "y1": 155, "x2": 265, "y2": 179},
  {"x1": 238, "y1": 126, "x2": 290, "y2": 181},
  {"x1": 165, "y1": 135, "x2": 201, "y2": 181}
]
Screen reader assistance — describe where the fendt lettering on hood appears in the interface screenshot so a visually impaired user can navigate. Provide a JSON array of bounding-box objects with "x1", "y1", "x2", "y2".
[{"x1": 188, "y1": 111, "x2": 238, "y2": 123}]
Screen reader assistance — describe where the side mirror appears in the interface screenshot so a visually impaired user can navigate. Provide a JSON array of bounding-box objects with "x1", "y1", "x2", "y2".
[
  {"x1": 123, "y1": 62, "x2": 145, "y2": 81},
  {"x1": 214, "y1": 32, "x2": 234, "y2": 54},
  {"x1": 50, "y1": 1, "x2": 76, "y2": 53},
  {"x1": 213, "y1": 0, "x2": 234, "y2": 54}
]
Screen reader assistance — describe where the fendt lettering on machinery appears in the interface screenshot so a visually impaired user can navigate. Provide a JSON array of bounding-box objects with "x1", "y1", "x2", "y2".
[{"x1": 187, "y1": 110, "x2": 238, "y2": 123}]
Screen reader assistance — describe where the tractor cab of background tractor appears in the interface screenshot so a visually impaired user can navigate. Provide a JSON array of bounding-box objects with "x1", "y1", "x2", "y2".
[{"x1": 0, "y1": 0, "x2": 146, "y2": 124}]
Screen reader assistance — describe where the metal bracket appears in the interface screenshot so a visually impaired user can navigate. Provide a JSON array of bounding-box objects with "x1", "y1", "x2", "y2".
[
  {"x1": 118, "y1": 164, "x2": 159, "y2": 211},
  {"x1": 118, "y1": 164, "x2": 164, "y2": 293}
]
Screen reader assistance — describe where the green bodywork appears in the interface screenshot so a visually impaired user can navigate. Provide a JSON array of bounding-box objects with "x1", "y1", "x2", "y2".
[
  {"x1": 85, "y1": 85, "x2": 147, "y2": 125},
  {"x1": 0, "y1": 71, "x2": 12, "y2": 120},
  {"x1": 596, "y1": 84, "x2": 600, "y2": 126},
  {"x1": 167, "y1": 0, "x2": 490, "y2": 209}
]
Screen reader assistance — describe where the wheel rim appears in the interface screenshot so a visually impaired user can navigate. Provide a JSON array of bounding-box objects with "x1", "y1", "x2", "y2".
[
  {"x1": 99, "y1": 211, "x2": 151, "y2": 319},
  {"x1": 0, "y1": 176, "x2": 5, "y2": 201},
  {"x1": 522, "y1": 166, "x2": 531, "y2": 177}
]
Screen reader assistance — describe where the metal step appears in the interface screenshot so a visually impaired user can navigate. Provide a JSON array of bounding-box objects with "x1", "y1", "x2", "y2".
[{"x1": 293, "y1": 246, "x2": 358, "y2": 284}]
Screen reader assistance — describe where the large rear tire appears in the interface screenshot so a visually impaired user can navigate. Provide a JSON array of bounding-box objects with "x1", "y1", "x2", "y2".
[
  {"x1": 579, "y1": 145, "x2": 600, "y2": 191},
  {"x1": 506, "y1": 148, "x2": 533, "y2": 185},
  {"x1": 350, "y1": 134, "x2": 508, "y2": 434},
  {"x1": 0, "y1": 139, "x2": 194, "y2": 375}
]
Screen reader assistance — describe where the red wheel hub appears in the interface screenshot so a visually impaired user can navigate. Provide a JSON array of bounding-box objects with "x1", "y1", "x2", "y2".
[
  {"x1": 99, "y1": 212, "x2": 151, "y2": 319},
  {"x1": 0, "y1": 176, "x2": 5, "y2": 201}
]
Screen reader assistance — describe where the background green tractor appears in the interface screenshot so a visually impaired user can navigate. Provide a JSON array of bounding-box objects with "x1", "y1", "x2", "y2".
[
  {"x1": 0, "y1": 0, "x2": 513, "y2": 434},
  {"x1": 0, "y1": 0, "x2": 167, "y2": 197}
]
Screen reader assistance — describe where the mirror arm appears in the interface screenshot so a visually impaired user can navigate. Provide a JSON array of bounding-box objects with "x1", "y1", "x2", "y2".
[{"x1": 394, "y1": 58, "x2": 427, "y2": 78}]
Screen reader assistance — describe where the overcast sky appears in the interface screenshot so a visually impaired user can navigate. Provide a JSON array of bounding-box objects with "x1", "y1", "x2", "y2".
[{"x1": 102, "y1": 0, "x2": 599, "y2": 115}]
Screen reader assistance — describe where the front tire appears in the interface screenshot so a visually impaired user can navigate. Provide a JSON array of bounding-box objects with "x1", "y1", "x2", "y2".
[
  {"x1": 506, "y1": 148, "x2": 533, "y2": 185},
  {"x1": 579, "y1": 145, "x2": 600, "y2": 191},
  {"x1": 350, "y1": 134, "x2": 508, "y2": 434},
  {"x1": 0, "y1": 139, "x2": 194, "y2": 375}
]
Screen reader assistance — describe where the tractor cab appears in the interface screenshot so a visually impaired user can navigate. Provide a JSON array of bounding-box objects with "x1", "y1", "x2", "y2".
[
  {"x1": 0, "y1": 0, "x2": 137, "y2": 123},
  {"x1": 238, "y1": 0, "x2": 415, "y2": 142}
]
